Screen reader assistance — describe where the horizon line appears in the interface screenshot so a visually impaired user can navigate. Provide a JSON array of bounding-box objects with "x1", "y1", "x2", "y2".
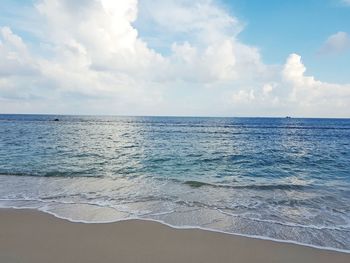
[{"x1": 0, "y1": 113, "x2": 349, "y2": 120}]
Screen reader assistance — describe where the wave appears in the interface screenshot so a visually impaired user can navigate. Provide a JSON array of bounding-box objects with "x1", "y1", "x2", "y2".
[
  {"x1": 0, "y1": 173, "x2": 310, "y2": 191},
  {"x1": 183, "y1": 180, "x2": 215, "y2": 188},
  {"x1": 8, "y1": 171, "x2": 312, "y2": 191},
  {"x1": 0, "y1": 172, "x2": 102, "y2": 178},
  {"x1": 182, "y1": 180, "x2": 309, "y2": 191}
]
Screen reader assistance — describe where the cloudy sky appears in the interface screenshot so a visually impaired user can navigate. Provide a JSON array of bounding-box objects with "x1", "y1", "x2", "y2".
[{"x1": 0, "y1": 0, "x2": 349, "y2": 117}]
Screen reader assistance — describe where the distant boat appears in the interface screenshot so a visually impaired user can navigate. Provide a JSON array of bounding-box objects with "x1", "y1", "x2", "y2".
[
  {"x1": 285, "y1": 116, "x2": 291, "y2": 119},
  {"x1": 54, "y1": 118, "x2": 60, "y2": 121}
]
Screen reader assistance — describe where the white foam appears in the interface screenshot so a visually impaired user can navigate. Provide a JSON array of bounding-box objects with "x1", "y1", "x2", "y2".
[
  {"x1": 217, "y1": 209, "x2": 350, "y2": 231},
  {"x1": 1, "y1": 197, "x2": 349, "y2": 232}
]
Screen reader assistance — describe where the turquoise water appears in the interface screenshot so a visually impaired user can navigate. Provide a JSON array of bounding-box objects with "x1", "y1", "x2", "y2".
[{"x1": 0, "y1": 115, "x2": 350, "y2": 250}]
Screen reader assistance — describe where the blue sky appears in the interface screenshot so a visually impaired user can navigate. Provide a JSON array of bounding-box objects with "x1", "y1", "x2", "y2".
[
  {"x1": 226, "y1": 0, "x2": 350, "y2": 83},
  {"x1": 0, "y1": 0, "x2": 350, "y2": 117}
]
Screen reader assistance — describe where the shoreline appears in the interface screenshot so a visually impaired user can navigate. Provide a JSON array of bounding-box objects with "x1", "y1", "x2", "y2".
[
  {"x1": 2, "y1": 205, "x2": 350, "y2": 254},
  {"x1": 1, "y1": 208, "x2": 349, "y2": 263}
]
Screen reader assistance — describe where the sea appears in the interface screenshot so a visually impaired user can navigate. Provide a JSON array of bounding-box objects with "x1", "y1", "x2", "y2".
[{"x1": 0, "y1": 115, "x2": 349, "y2": 251}]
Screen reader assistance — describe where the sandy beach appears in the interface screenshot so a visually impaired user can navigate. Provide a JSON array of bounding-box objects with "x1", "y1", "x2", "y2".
[{"x1": 0, "y1": 209, "x2": 349, "y2": 263}]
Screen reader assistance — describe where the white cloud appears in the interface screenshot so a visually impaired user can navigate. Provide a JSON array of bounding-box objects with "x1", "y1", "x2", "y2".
[
  {"x1": 318, "y1": 32, "x2": 350, "y2": 55},
  {"x1": 262, "y1": 83, "x2": 275, "y2": 96},
  {"x1": 168, "y1": 40, "x2": 237, "y2": 82},
  {"x1": 0, "y1": 0, "x2": 349, "y2": 117},
  {"x1": 36, "y1": 0, "x2": 164, "y2": 77},
  {"x1": 0, "y1": 26, "x2": 38, "y2": 76},
  {"x1": 232, "y1": 89, "x2": 255, "y2": 103},
  {"x1": 139, "y1": 0, "x2": 267, "y2": 83},
  {"x1": 341, "y1": 0, "x2": 350, "y2": 6},
  {"x1": 138, "y1": 0, "x2": 243, "y2": 41},
  {"x1": 282, "y1": 54, "x2": 350, "y2": 116}
]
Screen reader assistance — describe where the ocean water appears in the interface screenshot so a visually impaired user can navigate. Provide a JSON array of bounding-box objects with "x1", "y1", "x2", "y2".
[{"x1": 0, "y1": 115, "x2": 350, "y2": 251}]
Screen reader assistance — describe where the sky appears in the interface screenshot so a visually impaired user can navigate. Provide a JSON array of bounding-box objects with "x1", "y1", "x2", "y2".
[{"x1": 0, "y1": 0, "x2": 349, "y2": 117}]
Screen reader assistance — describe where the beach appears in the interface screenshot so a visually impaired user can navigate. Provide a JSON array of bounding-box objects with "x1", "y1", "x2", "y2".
[
  {"x1": 1, "y1": 0, "x2": 350, "y2": 260},
  {"x1": 1, "y1": 209, "x2": 349, "y2": 263},
  {"x1": 1, "y1": 116, "x2": 350, "y2": 250}
]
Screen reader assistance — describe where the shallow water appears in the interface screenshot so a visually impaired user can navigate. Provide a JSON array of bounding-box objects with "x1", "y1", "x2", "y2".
[{"x1": 0, "y1": 115, "x2": 350, "y2": 250}]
